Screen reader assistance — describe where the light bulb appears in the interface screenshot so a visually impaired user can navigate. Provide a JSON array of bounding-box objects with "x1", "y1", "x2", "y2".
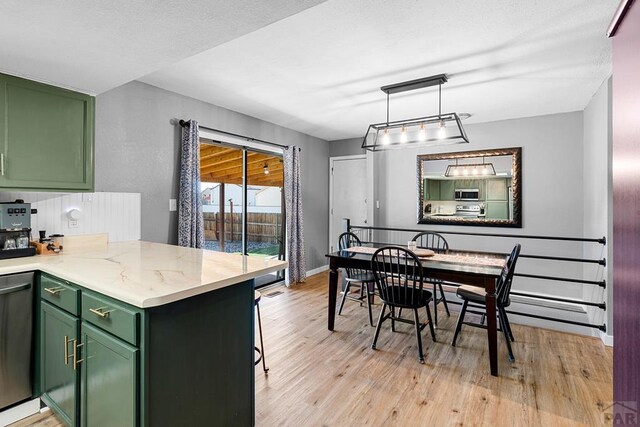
[
  {"x1": 382, "y1": 129, "x2": 390, "y2": 145},
  {"x1": 437, "y1": 120, "x2": 446, "y2": 139},
  {"x1": 263, "y1": 164, "x2": 269, "y2": 175},
  {"x1": 418, "y1": 123, "x2": 426, "y2": 141},
  {"x1": 400, "y1": 126, "x2": 407, "y2": 143}
]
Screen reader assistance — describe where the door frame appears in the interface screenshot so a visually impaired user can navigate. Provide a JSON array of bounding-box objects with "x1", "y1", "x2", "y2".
[{"x1": 329, "y1": 154, "x2": 367, "y2": 252}]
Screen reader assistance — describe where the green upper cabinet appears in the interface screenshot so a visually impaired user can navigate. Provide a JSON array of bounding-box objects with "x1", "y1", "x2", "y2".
[
  {"x1": 486, "y1": 178, "x2": 508, "y2": 201},
  {"x1": 440, "y1": 180, "x2": 455, "y2": 201},
  {"x1": 425, "y1": 179, "x2": 440, "y2": 201},
  {"x1": 0, "y1": 73, "x2": 94, "y2": 191}
]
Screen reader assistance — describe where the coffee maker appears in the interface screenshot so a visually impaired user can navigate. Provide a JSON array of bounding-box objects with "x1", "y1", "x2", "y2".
[{"x1": 0, "y1": 200, "x2": 36, "y2": 259}]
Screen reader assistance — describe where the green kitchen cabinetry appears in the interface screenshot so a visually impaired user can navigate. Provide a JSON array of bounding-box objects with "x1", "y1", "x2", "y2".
[
  {"x1": 486, "y1": 201, "x2": 509, "y2": 219},
  {"x1": 37, "y1": 272, "x2": 254, "y2": 426},
  {"x1": 440, "y1": 180, "x2": 455, "y2": 200},
  {"x1": 486, "y1": 178, "x2": 508, "y2": 201},
  {"x1": 81, "y1": 323, "x2": 138, "y2": 427},
  {"x1": 425, "y1": 179, "x2": 440, "y2": 200},
  {"x1": 0, "y1": 73, "x2": 94, "y2": 191},
  {"x1": 40, "y1": 302, "x2": 80, "y2": 427}
]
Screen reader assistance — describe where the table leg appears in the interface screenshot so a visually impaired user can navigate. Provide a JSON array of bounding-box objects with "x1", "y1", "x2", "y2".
[
  {"x1": 328, "y1": 262, "x2": 339, "y2": 331},
  {"x1": 485, "y1": 277, "x2": 498, "y2": 376}
]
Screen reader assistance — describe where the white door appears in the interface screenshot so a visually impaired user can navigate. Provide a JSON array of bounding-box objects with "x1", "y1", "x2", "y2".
[{"x1": 329, "y1": 156, "x2": 367, "y2": 252}]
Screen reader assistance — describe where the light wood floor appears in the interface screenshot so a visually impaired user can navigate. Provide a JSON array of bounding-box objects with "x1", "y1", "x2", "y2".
[{"x1": 14, "y1": 271, "x2": 613, "y2": 427}]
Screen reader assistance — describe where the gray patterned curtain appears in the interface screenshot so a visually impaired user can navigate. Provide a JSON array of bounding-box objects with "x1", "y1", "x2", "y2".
[
  {"x1": 283, "y1": 146, "x2": 306, "y2": 284},
  {"x1": 178, "y1": 120, "x2": 204, "y2": 248}
]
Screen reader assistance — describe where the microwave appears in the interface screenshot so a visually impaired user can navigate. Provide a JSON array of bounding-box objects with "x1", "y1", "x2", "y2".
[{"x1": 454, "y1": 189, "x2": 479, "y2": 201}]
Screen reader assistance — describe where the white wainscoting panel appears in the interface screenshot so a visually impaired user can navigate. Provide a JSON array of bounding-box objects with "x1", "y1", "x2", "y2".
[{"x1": 0, "y1": 192, "x2": 141, "y2": 242}]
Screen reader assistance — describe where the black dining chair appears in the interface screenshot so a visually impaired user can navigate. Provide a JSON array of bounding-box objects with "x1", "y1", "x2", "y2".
[
  {"x1": 370, "y1": 246, "x2": 436, "y2": 364},
  {"x1": 337, "y1": 232, "x2": 376, "y2": 326},
  {"x1": 451, "y1": 244, "x2": 521, "y2": 362},
  {"x1": 412, "y1": 231, "x2": 451, "y2": 326}
]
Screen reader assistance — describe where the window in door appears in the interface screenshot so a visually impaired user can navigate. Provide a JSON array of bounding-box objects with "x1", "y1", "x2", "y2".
[{"x1": 199, "y1": 140, "x2": 285, "y2": 287}]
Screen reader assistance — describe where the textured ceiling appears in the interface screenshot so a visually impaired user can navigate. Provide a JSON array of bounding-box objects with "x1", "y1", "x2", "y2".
[
  {"x1": 141, "y1": 0, "x2": 618, "y2": 141},
  {"x1": 1, "y1": 0, "x2": 618, "y2": 141},
  {"x1": 0, "y1": 0, "x2": 326, "y2": 93}
]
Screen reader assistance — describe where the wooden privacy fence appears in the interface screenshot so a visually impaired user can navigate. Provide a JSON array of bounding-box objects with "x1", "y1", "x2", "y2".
[{"x1": 203, "y1": 212, "x2": 283, "y2": 243}]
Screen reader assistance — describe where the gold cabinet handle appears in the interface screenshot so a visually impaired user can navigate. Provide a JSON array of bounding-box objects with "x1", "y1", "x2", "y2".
[
  {"x1": 44, "y1": 287, "x2": 64, "y2": 295},
  {"x1": 72, "y1": 340, "x2": 84, "y2": 371},
  {"x1": 64, "y1": 335, "x2": 70, "y2": 365},
  {"x1": 89, "y1": 306, "x2": 112, "y2": 318}
]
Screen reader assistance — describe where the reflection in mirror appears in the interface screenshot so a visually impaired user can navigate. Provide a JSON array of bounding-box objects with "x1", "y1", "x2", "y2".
[{"x1": 417, "y1": 147, "x2": 522, "y2": 227}]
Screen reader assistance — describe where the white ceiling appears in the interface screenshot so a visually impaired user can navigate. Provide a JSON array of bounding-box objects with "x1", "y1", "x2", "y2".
[
  {"x1": 0, "y1": 0, "x2": 326, "y2": 93},
  {"x1": 2, "y1": 0, "x2": 617, "y2": 141}
]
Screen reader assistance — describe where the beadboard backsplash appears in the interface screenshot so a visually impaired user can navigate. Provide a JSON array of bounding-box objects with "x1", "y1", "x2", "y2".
[{"x1": 0, "y1": 192, "x2": 141, "y2": 242}]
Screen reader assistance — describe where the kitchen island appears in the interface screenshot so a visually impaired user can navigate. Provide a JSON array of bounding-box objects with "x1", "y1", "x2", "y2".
[{"x1": 1, "y1": 241, "x2": 287, "y2": 426}]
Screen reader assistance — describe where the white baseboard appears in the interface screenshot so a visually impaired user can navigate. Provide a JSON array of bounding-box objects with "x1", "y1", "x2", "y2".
[
  {"x1": 306, "y1": 264, "x2": 329, "y2": 277},
  {"x1": 600, "y1": 330, "x2": 613, "y2": 347},
  {"x1": 0, "y1": 398, "x2": 40, "y2": 426}
]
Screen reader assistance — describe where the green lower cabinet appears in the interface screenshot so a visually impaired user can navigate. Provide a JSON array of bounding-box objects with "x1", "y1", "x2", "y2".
[
  {"x1": 486, "y1": 201, "x2": 509, "y2": 219},
  {"x1": 80, "y1": 322, "x2": 138, "y2": 427},
  {"x1": 40, "y1": 302, "x2": 80, "y2": 427}
]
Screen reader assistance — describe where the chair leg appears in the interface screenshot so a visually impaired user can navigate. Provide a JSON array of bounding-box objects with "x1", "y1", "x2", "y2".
[
  {"x1": 413, "y1": 309, "x2": 425, "y2": 364},
  {"x1": 371, "y1": 303, "x2": 387, "y2": 350},
  {"x1": 432, "y1": 283, "x2": 439, "y2": 327},
  {"x1": 390, "y1": 306, "x2": 396, "y2": 332},
  {"x1": 499, "y1": 311, "x2": 515, "y2": 362},
  {"x1": 451, "y1": 300, "x2": 468, "y2": 346},
  {"x1": 439, "y1": 283, "x2": 450, "y2": 316},
  {"x1": 424, "y1": 304, "x2": 436, "y2": 341},
  {"x1": 256, "y1": 301, "x2": 269, "y2": 373},
  {"x1": 500, "y1": 307, "x2": 515, "y2": 342},
  {"x1": 337, "y1": 282, "x2": 351, "y2": 315},
  {"x1": 365, "y1": 285, "x2": 374, "y2": 327}
]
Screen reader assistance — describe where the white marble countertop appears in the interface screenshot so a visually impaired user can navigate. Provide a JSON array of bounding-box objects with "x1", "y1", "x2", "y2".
[{"x1": 0, "y1": 241, "x2": 288, "y2": 308}]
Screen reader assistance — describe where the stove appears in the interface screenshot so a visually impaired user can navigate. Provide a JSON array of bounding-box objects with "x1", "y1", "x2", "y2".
[{"x1": 455, "y1": 204, "x2": 481, "y2": 217}]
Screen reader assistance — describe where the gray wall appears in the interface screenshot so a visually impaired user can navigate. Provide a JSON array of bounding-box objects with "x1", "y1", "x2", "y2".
[
  {"x1": 95, "y1": 80, "x2": 330, "y2": 271},
  {"x1": 330, "y1": 112, "x2": 614, "y2": 335},
  {"x1": 329, "y1": 137, "x2": 365, "y2": 157},
  {"x1": 582, "y1": 76, "x2": 613, "y2": 337}
]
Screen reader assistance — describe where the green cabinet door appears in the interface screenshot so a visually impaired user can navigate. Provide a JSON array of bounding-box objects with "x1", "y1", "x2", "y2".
[
  {"x1": 440, "y1": 180, "x2": 455, "y2": 200},
  {"x1": 41, "y1": 302, "x2": 80, "y2": 427},
  {"x1": 486, "y1": 201, "x2": 509, "y2": 219},
  {"x1": 425, "y1": 179, "x2": 440, "y2": 200},
  {"x1": 486, "y1": 179, "x2": 508, "y2": 201},
  {"x1": 0, "y1": 73, "x2": 94, "y2": 191},
  {"x1": 81, "y1": 322, "x2": 138, "y2": 427}
]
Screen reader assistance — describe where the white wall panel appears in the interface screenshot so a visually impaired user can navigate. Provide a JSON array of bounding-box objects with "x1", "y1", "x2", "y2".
[{"x1": 0, "y1": 192, "x2": 141, "y2": 242}]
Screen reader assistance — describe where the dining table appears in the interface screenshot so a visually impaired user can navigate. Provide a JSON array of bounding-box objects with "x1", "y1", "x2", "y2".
[{"x1": 325, "y1": 245, "x2": 506, "y2": 376}]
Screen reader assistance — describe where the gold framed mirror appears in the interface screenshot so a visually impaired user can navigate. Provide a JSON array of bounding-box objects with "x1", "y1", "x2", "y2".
[{"x1": 417, "y1": 147, "x2": 522, "y2": 227}]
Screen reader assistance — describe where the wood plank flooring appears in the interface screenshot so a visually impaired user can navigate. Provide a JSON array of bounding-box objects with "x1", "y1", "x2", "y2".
[{"x1": 14, "y1": 271, "x2": 613, "y2": 427}]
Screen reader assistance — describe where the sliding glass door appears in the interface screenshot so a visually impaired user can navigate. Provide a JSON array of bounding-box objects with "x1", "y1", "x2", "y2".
[{"x1": 199, "y1": 140, "x2": 285, "y2": 287}]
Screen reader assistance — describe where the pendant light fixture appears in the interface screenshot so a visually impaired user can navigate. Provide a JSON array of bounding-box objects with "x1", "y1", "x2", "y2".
[
  {"x1": 445, "y1": 157, "x2": 496, "y2": 177},
  {"x1": 263, "y1": 163, "x2": 270, "y2": 175},
  {"x1": 362, "y1": 74, "x2": 469, "y2": 151}
]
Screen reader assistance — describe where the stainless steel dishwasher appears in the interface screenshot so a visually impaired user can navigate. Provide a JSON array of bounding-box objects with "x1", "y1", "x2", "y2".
[{"x1": 0, "y1": 271, "x2": 35, "y2": 411}]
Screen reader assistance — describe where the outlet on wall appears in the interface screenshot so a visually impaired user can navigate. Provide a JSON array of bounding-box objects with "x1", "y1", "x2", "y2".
[{"x1": 169, "y1": 199, "x2": 177, "y2": 212}]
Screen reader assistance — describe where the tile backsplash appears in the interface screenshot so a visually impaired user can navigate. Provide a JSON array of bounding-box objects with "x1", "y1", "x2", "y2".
[{"x1": 0, "y1": 192, "x2": 141, "y2": 242}]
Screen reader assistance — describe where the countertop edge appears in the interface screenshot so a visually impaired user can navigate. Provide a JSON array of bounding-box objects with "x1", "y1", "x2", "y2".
[{"x1": 0, "y1": 256, "x2": 288, "y2": 308}]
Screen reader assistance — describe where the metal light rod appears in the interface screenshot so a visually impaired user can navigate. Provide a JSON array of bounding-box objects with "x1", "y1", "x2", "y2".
[{"x1": 380, "y1": 74, "x2": 448, "y2": 95}]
